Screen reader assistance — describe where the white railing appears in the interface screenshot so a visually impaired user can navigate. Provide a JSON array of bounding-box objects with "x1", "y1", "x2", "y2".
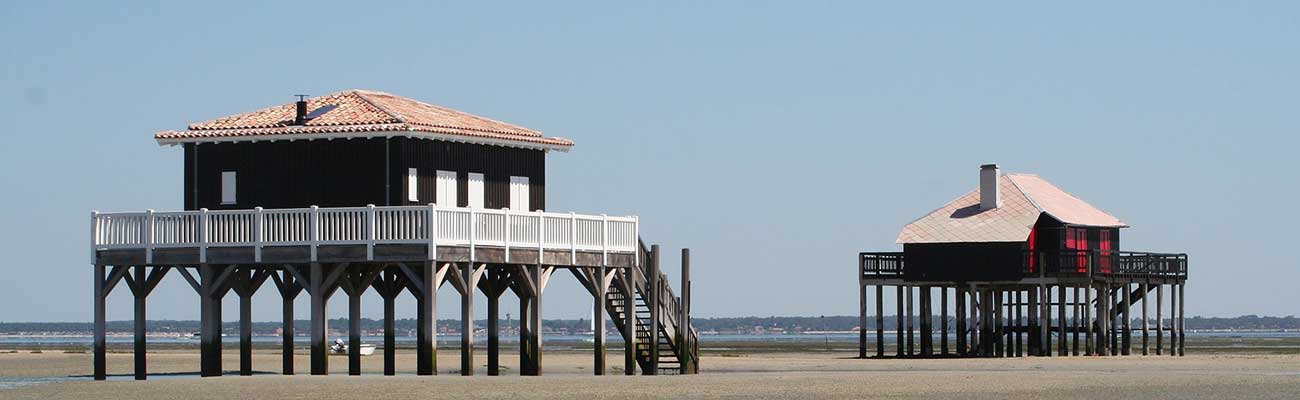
[{"x1": 90, "y1": 205, "x2": 639, "y2": 263}]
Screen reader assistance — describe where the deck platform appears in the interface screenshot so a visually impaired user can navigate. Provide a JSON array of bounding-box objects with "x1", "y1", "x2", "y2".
[
  {"x1": 857, "y1": 250, "x2": 1188, "y2": 359},
  {"x1": 89, "y1": 205, "x2": 698, "y2": 380}
]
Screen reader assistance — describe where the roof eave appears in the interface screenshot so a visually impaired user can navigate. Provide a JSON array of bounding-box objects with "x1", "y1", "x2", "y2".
[{"x1": 155, "y1": 130, "x2": 574, "y2": 153}]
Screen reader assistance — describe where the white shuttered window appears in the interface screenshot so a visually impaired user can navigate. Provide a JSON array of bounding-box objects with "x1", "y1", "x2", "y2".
[
  {"x1": 509, "y1": 176, "x2": 530, "y2": 211},
  {"x1": 220, "y1": 171, "x2": 237, "y2": 204},
  {"x1": 467, "y1": 173, "x2": 485, "y2": 208},
  {"x1": 407, "y1": 168, "x2": 419, "y2": 202},
  {"x1": 436, "y1": 170, "x2": 458, "y2": 206}
]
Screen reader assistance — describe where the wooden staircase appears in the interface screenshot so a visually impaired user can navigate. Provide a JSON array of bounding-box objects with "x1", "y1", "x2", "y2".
[{"x1": 605, "y1": 240, "x2": 699, "y2": 375}]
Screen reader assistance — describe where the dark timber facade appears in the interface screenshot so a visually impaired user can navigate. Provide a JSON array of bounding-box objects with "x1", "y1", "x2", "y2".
[
  {"x1": 857, "y1": 165, "x2": 1189, "y2": 359},
  {"x1": 91, "y1": 90, "x2": 698, "y2": 380}
]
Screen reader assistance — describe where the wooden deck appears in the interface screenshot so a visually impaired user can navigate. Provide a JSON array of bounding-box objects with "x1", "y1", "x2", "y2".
[
  {"x1": 89, "y1": 206, "x2": 698, "y2": 381},
  {"x1": 856, "y1": 250, "x2": 1189, "y2": 359}
]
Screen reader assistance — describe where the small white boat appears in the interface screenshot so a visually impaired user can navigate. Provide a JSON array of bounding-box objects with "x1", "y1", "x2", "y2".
[{"x1": 329, "y1": 339, "x2": 376, "y2": 356}]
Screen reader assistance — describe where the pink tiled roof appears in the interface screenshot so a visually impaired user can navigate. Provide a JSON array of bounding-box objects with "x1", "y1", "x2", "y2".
[
  {"x1": 896, "y1": 173, "x2": 1127, "y2": 244},
  {"x1": 155, "y1": 90, "x2": 574, "y2": 151}
]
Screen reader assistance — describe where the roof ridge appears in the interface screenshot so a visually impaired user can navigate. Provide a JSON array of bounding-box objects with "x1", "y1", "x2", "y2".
[
  {"x1": 1005, "y1": 174, "x2": 1044, "y2": 214},
  {"x1": 348, "y1": 90, "x2": 406, "y2": 125}
]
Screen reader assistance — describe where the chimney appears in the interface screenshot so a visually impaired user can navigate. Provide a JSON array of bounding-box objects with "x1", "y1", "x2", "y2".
[
  {"x1": 293, "y1": 94, "x2": 308, "y2": 125},
  {"x1": 980, "y1": 164, "x2": 1001, "y2": 210}
]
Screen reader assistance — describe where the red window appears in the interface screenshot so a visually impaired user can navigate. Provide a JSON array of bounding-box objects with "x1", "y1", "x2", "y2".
[
  {"x1": 1027, "y1": 227, "x2": 1038, "y2": 273},
  {"x1": 1099, "y1": 230, "x2": 1113, "y2": 273},
  {"x1": 1066, "y1": 227, "x2": 1088, "y2": 273}
]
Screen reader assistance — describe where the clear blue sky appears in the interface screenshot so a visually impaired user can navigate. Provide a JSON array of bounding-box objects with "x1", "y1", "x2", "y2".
[{"x1": 1, "y1": 1, "x2": 1296, "y2": 323}]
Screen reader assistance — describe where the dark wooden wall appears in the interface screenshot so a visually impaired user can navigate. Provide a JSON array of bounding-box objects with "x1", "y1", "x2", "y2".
[
  {"x1": 390, "y1": 137, "x2": 545, "y2": 210},
  {"x1": 185, "y1": 138, "x2": 546, "y2": 210},
  {"x1": 903, "y1": 242, "x2": 1025, "y2": 282}
]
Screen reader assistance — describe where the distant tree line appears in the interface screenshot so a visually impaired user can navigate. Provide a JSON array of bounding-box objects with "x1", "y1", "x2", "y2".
[{"x1": 3, "y1": 315, "x2": 1298, "y2": 335}]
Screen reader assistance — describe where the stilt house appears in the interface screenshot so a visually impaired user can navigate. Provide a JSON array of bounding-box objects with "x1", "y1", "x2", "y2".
[
  {"x1": 858, "y1": 164, "x2": 1188, "y2": 359},
  {"x1": 90, "y1": 90, "x2": 698, "y2": 380}
]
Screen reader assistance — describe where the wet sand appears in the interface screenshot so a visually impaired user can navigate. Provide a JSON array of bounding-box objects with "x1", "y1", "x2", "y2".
[{"x1": 1, "y1": 350, "x2": 1298, "y2": 399}]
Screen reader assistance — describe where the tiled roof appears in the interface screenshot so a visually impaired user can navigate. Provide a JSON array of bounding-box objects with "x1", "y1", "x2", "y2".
[
  {"x1": 155, "y1": 90, "x2": 573, "y2": 151},
  {"x1": 896, "y1": 173, "x2": 1127, "y2": 244}
]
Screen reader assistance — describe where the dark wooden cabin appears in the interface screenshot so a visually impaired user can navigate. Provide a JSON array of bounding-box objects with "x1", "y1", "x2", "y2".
[
  {"x1": 896, "y1": 165, "x2": 1128, "y2": 281},
  {"x1": 158, "y1": 90, "x2": 571, "y2": 211}
]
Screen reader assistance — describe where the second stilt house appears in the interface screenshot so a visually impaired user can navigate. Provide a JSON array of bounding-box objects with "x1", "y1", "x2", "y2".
[
  {"x1": 859, "y1": 164, "x2": 1188, "y2": 359},
  {"x1": 90, "y1": 90, "x2": 698, "y2": 380}
]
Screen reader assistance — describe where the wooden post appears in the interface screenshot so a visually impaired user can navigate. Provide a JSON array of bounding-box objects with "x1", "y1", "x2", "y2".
[
  {"x1": 596, "y1": 265, "x2": 608, "y2": 375},
  {"x1": 93, "y1": 264, "x2": 106, "y2": 381},
  {"x1": 1072, "y1": 286, "x2": 1080, "y2": 356},
  {"x1": 1122, "y1": 283, "x2": 1132, "y2": 355},
  {"x1": 905, "y1": 286, "x2": 914, "y2": 356},
  {"x1": 1108, "y1": 283, "x2": 1117, "y2": 356},
  {"x1": 896, "y1": 286, "x2": 904, "y2": 357},
  {"x1": 1058, "y1": 285, "x2": 1067, "y2": 356},
  {"x1": 486, "y1": 268, "x2": 501, "y2": 376},
  {"x1": 133, "y1": 266, "x2": 148, "y2": 380},
  {"x1": 348, "y1": 276, "x2": 363, "y2": 376},
  {"x1": 623, "y1": 267, "x2": 637, "y2": 375},
  {"x1": 920, "y1": 286, "x2": 932, "y2": 357},
  {"x1": 1140, "y1": 282, "x2": 1149, "y2": 356},
  {"x1": 1013, "y1": 290, "x2": 1022, "y2": 357},
  {"x1": 648, "y1": 245, "x2": 660, "y2": 374},
  {"x1": 876, "y1": 285, "x2": 885, "y2": 357},
  {"x1": 679, "y1": 249, "x2": 690, "y2": 374},
  {"x1": 940, "y1": 287, "x2": 949, "y2": 356},
  {"x1": 310, "y1": 263, "x2": 327, "y2": 375},
  {"x1": 460, "y1": 264, "x2": 475, "y2": 376},
  {"x1": 519, "y1": 291, "x2": 534, "y2": 375},
  {"x1": 383, "y1": 270, "x2": 397, "y2": 376},
  {"x1": 859, "y1": 282, "x2": 868, "y2": 359},
  {"x1": 1181, "y1": 282, "x2": 1188, "y2": 356},
  {"x1": 993, "y1": 290, "x2": 1002, "y2": 357},
  {"x1": 200, "y1": 264, "x2": 225, "y2": 377},
  {"x1": 955, "y1": 287, "x2": 966, "y2": 356},
  {"x1": 1026, "y1": 286, "x2": 1037, "y2": 356},
  {"x1": 1159, "y1": 283, "x2": 1170, "y2": 355},
  {"x1": 1042, "y1": 285, "x2": 1051, "y2": 357},
  {"x1": 1084, "y1": 284, "x2": 1093, "y2": 356},
  {"x1": 416, "y1": 261, "x2": 437, "y2": 375},
  {"x1": 280, "y1": 271, "x2": 298, "y2": 375},
  {"x1": 240, "y1": 271, "x2": 254, "y2": 376},
  {"x1": 523, "y1": 263, "x2": 544, "y2": 376}
]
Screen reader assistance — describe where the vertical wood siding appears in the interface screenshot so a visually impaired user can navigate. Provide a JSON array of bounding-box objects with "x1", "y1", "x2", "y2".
[{"x1": 185, "y1": 138, "x2": 546, "y2": 211}]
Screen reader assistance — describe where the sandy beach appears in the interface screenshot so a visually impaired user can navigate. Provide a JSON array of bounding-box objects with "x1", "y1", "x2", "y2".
[{"x1": 1, "y1": 349, "x2": 1297, "y2": 399}]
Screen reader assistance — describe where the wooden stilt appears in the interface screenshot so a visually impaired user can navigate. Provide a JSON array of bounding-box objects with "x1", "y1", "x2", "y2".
[
  {"x1": 876, "y1": 285, "x2": 885, "y2": 357},
  {"x1": 993, "y1": 290, "x2": 1003, "y2": 357},
  {"x1": 906, "y1": 286, "x2": 915, "y2": 356},
  {"x1": 859, "y1": 283, "x2": 868, "y2": 359},
  {"x1": 623, "y1": 267, "x2": 637, "y2": 375},
  {"x1": 1122, "y1": 283, "x2": 1132, "y2": 355},
  {"x1": 381, "y1": 269, "x2": 397, "y2": 376},
  {"x1": 920, "y1": 286, "x2": 932, "y2": 357},
  {"x1": 1072, "y1": 286, "x2": 1080, "y2": 356},
  {"x1": 484, "y1": 268, "x2": 502, "y2": 376},
  {"x1": 239, "y1": 271, "x2": 254, "y2": 376},
  {"x1": 309, "y1": 263, "x2": 328, "y2": 375},
  {"x1": 595, "y1": 265, "x2": 608, "y2": 375},
  {"x1": 271, "y1": 268, "x2": 302, "y2": 375},
  {"x1": 1181, "y1": 282, "x2": 1187, "y2": 356},
  {"x1": 1058, "y1": 285, "x2": 1067, "y2": 356},
  {"x1": 1156, "y1": 284, "x2": 1164, "y2": 355},
  {"x1": 133, "y1": 266, "x2": 148, "y2": 380},
  {"x1": 955, "y1": 287, "x2": 966, "y2": 357},
  {"x1": 1141, "y1": 283, "x2": 1149, "y2": 355},
  {"x1": 648, "y1": 245, "x2": 660, "y2": 374},
  {"x1": 1013, "y1": 290, "x2": 1022, "y2": 357},
  {"x1": 93, "y1": 264, "x2": 107, "y2": 381},
  {"x1": 1084, "y1": 284, "x2": 1093, "y2": 356},
  {"x1": 413, "y1": 261, "x2": 438, "y2": 375},
  {"x1": 940, "y1": 287, "x2": 949, "y2": 356},
  {"x1": 896, "y1": 285, "x2": 904, "y2": 357}
]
